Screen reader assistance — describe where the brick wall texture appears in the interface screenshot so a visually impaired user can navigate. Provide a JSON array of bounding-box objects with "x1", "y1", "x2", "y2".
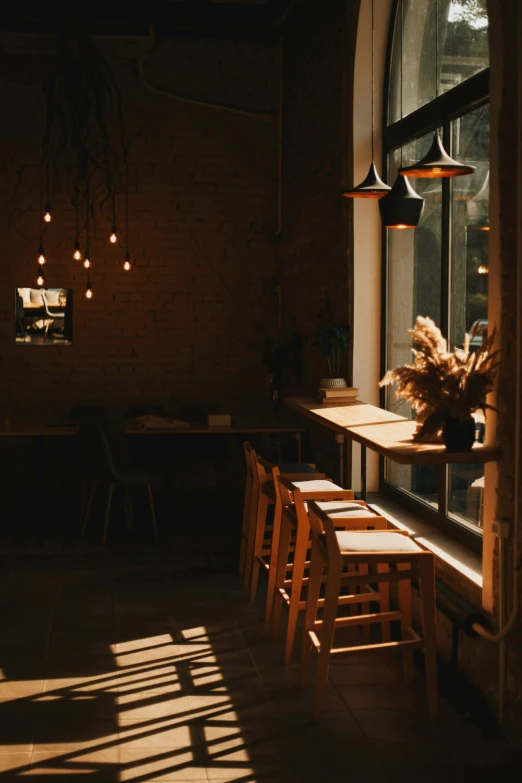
[{"x1": 0, "y1": 37, "x2": 279, "y2": 421}]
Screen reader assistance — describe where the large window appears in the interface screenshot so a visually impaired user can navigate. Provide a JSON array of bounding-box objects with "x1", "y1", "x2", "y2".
[{"x1": 382, "y1": 0, "x2": 489, "y2": 550}]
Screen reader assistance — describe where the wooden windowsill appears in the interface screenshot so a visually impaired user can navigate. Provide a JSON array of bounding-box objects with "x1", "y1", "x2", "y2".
[
  {"x1": 285, "y1": 397, "x2": 500, "y2": 466},
  {"x1": 367, "y1": 492, "x2": 483, "y2": 604}
]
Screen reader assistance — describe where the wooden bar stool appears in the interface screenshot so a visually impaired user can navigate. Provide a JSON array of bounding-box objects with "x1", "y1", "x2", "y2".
[
  {"x1": 271, "y1": 477, "x2": 381, "y2": 665},
  {"x1": 245, "y1": 456, "x2": 325, "y2": 604},
  {"x1": 301, "y1": 500, "x2": 438, "y2": 722}
]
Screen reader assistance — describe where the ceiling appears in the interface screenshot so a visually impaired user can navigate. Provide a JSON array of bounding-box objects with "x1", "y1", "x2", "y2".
[{"x1": 1, "y1": 0, "x2": 300, "y2": 38}]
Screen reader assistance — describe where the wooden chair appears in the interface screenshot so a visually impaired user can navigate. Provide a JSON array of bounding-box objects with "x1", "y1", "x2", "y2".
[
  {"x1": 301, "y1": 500, "x2": 438, "y2": 722},
  {"x1": 271, "y1": 476, "x2": 376, "y2": 665},
  {"x1": 246, "y1": 457, "x2": 326, "y2": 606}
]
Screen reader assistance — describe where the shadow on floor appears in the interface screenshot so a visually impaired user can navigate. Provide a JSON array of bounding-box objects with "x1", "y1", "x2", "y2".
[{"x1": 0, "y1": 495, "x2": 520, "y2": 782}]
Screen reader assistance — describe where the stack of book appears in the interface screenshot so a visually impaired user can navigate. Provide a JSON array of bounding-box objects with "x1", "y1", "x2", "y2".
[{"x1": 318, "y1": 386, "x2": 359, "y2": 405}]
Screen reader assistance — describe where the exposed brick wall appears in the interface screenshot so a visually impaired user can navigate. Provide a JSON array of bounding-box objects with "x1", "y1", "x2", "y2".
[
  {"x1": 277, "y1": 0, "x2": 358, "y2": 480},
  {"x1": 0, "y1": 37, "x2": 279, "y2": 422}
]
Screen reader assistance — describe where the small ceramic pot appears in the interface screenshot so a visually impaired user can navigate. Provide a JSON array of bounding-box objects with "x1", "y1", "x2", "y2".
[
  {"x1": 442, "y1": 416, "x2": 476, "y2": 452},
  {"x1": 319, "y1": 378, "x2": 348, "y2": 389}
]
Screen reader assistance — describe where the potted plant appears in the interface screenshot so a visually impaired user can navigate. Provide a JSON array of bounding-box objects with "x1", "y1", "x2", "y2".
[
  {"x1": 313, "y1": 289, "x2": 350, "y2": 388},
  {"x1": 380, "y1": 316, "x2": 499, "y2": 451}
]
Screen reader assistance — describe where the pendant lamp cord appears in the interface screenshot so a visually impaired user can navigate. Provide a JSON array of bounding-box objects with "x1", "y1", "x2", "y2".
[
  {"x1": 39, "y1": 165, "x2": 44, "y2": 246},
  {"x1": 371, "y1": 0, "x2": 374, "y2": 162},
  {"x1": 125, "y1": 165, "x2": 129, "y2": 257},
  {"x1": 435, "y1": 0, "x2": 439, "y2": 99},
  {"x1": 399, "y1": 0, "x2": 403, "y2": 167}
]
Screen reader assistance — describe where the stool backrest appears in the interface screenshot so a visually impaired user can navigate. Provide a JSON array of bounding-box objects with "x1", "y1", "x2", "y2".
[{"x1": 308, "y1": 499, "x2": 387, "y2": 540}]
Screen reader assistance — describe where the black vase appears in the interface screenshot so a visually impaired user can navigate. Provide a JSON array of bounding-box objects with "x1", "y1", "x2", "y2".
[{"x1": 442, "y1": 416, "x2": 476, "y2": 452}]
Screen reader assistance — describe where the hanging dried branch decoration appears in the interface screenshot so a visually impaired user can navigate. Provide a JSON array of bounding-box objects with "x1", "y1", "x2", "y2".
[
  {"x1": 41, "y1": 24, "x2": 128, "y2": 239},
  {"x1": 380, "y1": 316, "x2": 499, "y2": 441}
]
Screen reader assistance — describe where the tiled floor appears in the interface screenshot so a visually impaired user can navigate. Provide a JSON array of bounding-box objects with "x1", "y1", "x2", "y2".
[{"x1": 0, "y1": 507, "x2": 520, "y2": 782}]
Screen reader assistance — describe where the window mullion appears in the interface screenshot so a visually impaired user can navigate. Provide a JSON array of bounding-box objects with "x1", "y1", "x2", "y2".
[{"x1": 439, "y1": 120, "x2": 452, "y2": 521}]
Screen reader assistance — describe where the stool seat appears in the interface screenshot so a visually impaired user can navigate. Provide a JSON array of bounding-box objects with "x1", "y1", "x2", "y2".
[
  {"x1": 336, "y1": 530, "x2": 421, "y2": 553},
  {"x1": 291, "y1": 480, "x2": 343, "y2": 492},
  {"x1": 316, "y1": 501, "x2": 379, "y2": 518}
]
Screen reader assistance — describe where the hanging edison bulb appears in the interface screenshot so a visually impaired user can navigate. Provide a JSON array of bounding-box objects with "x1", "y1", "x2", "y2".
[
  {"x1": 37, "y1": 244, "x2": 46, "y2": 266},
  {"x1": 109, "y1": 224, "x2": 118, "y2": 244},
  {"x1": 36, "y1": 272, "x2": 45, "y2": 286},
  {"x1": 123, "y1": 251, "x2": 131, "y2": 271},
  {"x1": 73, "y1": 240, "x2": 82, "y2": 261},
  {"x1": 83, "y1": 258, "x2": 91, "y2": 269},
  {"x1": 43, "y1": 203, "x2": 52, "y2": 223},
  {"x1": 85, "y1": 274, "x2": 93, "y2": 299}
]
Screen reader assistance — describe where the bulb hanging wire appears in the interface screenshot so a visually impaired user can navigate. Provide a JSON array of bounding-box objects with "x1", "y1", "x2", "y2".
[
  {"x1": 109, "y1": 224, "x2": 118, "y2": 244},
  {"x1": 399, "y1": 0, "x2": 475, "y2": 179},
  {"x1": 380, "y1": 0, "x2": 424, "y2": 228},
  {"x1": 343, "y1": 0, "x2": 390, "y2": 199}
]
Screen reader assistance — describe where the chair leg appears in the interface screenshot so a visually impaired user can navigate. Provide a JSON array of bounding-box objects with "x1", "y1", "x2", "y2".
[
  {"x1": 270, "y1": 514, "x2": 292, "y2": 640},
  {"x1": 284, "y1": 519, "x2": 310, "y2": 665},
  {"x1": 147, "y1": 483, "x2": 158, "y2": 538},
  {"x1": 377, "y1": 563, "x2": 391, "y2": 642},
  {"x1": 249, "y1": 494, "x2": 270, "y2": 604},
  {"x1": 314, "y1": 560, "x2": 342, "y2": 723},
  {"x1": 123, "y1": 485, "x2": 133, "y2": 531},
  {"x1": 419, "y1": 556, "x2": 438, "y2": 719},
  {"x1": 300, "y1": 544, "x2": 323, "y2": 688},
  {"x1": 265, "y1": 490, "x2": 283, "y2": 622},
  {"x1": 80, "y1": 481, "x2": 96, "y2": 536},
  {"x1": 245, "y1": 492, "x2": 268, "y2": 593},
  {"x1": 102, "y1": 483, "x2": 114, "y2": 545},
  {"x1": 397, "y1": 561, "x2": 413, "y2": 684},
  {"x1": 78, "y1": 477, "x2": 89, "y2": 532}
]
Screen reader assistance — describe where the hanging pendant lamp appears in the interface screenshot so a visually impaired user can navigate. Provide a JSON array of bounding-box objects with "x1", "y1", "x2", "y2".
[
  {"x1": 379, "y1": 0, "x2": 424, "y2": 229},
  {"x1": 399, "y1": 0, "x2": 475, "y2": 179},
  {"x1": 399, "y1": 132, "x2": 475, "y2": 178},
  {"x1": 342, "y1": 0, "x2": 390, "y2": 199},
  {"x1": 379, "y1": 172, "x2": 424, "y2": 228}
]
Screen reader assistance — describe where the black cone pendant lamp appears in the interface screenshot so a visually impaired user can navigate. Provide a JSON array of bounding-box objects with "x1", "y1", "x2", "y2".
[
  {"x1": 379, "y1": 0, "x2": 424, "y2": 229},
  {"x1": 399, "y1": 0, "x2": 475, "y2": 179},
  {"x1": 342, "y1": 0, "x2": 390, "y2": 199},
  {"x1": 379, "y1": 171, "x2": 425, "y2": 228}
]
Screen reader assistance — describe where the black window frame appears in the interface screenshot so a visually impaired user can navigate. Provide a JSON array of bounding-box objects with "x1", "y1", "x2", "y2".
[{"x1": 379, "y1": 0, "x2": 490, "y2": 554}]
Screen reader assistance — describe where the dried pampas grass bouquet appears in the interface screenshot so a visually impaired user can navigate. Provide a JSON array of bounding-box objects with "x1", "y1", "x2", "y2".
[{"x1": 380, "y1": 316, "x2": 499, "y2": 445}]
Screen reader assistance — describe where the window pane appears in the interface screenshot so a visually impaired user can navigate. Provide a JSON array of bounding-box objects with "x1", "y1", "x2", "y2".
[
  {"x1": 384, "y1": 133, "x2": 442, "y2": 508},
  {"x1": 389, "y1": 0, "x2": 489, "y2": 125},
  {"x1": 447, "y1": 102, "x2": 489, "y2": 531}
]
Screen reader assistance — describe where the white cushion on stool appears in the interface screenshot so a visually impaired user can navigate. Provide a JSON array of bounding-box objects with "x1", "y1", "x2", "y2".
[
  {"x1": 291, "y1": 480, "x2": 343, "y2": 492},
  {"x1": 336, "y1": 531, "x2": 421, "y2": 553},
  {"x1": 316, "y1": 501, "x2": 378, "y2": 518}
]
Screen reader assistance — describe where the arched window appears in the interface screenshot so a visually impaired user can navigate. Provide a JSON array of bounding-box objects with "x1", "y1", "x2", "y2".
[{"x1": 382, "y1": 0, "x2": 489, "y2": 550}]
